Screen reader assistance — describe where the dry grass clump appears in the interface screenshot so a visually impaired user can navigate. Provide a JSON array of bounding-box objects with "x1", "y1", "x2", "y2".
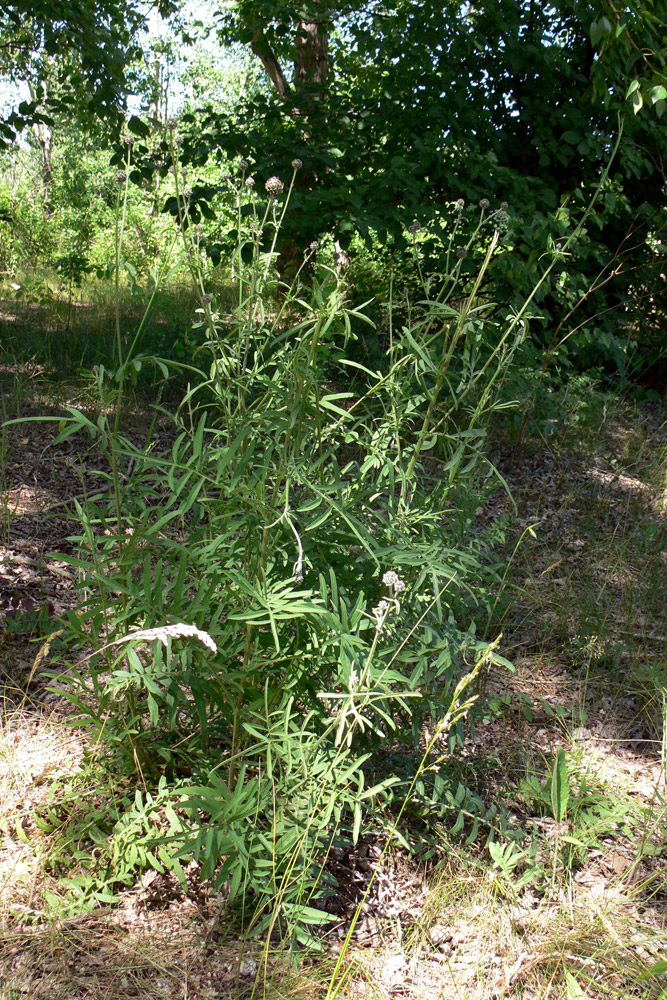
[{"x1": 0, "y1": 704, "x2": 87, "y2": 923}]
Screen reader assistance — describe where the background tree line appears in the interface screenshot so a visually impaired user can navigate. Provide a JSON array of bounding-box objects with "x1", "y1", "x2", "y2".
[{"x1": 0, "y1": 0, "x2": 665, "y2": 377}]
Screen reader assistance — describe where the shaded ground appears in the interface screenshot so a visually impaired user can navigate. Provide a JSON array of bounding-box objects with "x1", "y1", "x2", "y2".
[{"x1": 1, "y1": 378, "x2": 666, "y2": 999}]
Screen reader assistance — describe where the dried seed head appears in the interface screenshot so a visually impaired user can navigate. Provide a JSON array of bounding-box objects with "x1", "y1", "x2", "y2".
[
  {"x1": 183, "y1": 185, "x2": 193, "y2": 198},
  {"x1": 265, "y1": 175, "x2": 284, "y2": 196},
  {"x1": 115, "y1": 170, "x2": 127, "y2": 184},
  {"x1": 239, "y1": 159, "x2": 249, "y2": 171},
  {"x1": 456, "y1": 198, "x2": 465, "y2": 210},
  {"x1": 166, "y1": 117, "x2": 178, "y2": 131},
  {"x1": 309, "y1": 240, "x2": 320, "y2": 252},
  {"x1": 245, "y1": 176, "x2": 256, "y2": 188},
  {"x1": 456, "y1": 247, "x2": 468, "y2": 259},
  {"x1": 291, "y1": 158, "x2": 303, "y2": 170},
  {"x1": 109, "y1": 622, "x2": 217, "y2": 655},
  {"x1": 202, "y1": 293, "x2": 213, "y2": 304},
  {"x1": 479, "y1": 198, "x2": 490, "y2": 210},
  {"x1": 500, "y1": 201, "x2": 509, "y2": 210},
  {"x1": 408, "y1": 222, "x2": 422, "y2": 234}
]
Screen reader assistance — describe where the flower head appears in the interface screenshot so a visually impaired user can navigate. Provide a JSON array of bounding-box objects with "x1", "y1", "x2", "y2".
[
  {"x1": 291, "y1": 158, "x2": 303, "y2": 170},
  {"x1": 265, "y1": 176, "x2": 284, "y2": 197},
  {"x1": 479, "y1": 198, "x2": 490, "y2": 210},
  {"x1": 494, "y1": 210, "x2": 510, "y2": 231},
  {"x1": 456, "y1": 198, "x2": 465, "y2": 210},
  {"x1": 115, "y1": 170, "x2": 127, "y2": 184},
  {"x1": 373, "y1": 599, "x2": 392, "y2": 631},
  {"x1": 202, "y1": 293, "x2": 213, "y2": 305},
  {"x1": 456, "y1": 247, "x2": 468, "y2": 259},
  {"x1": 500, "y1": 201, "x2": 509, "y2": 210},
  {"x1": 309, "y1": 240, "x2": 320, "y2": 252},
  {"x1": 408, "y1": 221, "x2": 422, "y2": 234},
  {"x1": 382, "y1": 570, "x2": 406, "y2": 594},
  {"x1": 239, "y1": 159, "x2": 249, "y2": 171},
  {"x1": 245, "y1": 176, "x2": 256, "y2": 188},
  {"x1": 166, "y1": 117, "x2": 178, "y2": 131}
]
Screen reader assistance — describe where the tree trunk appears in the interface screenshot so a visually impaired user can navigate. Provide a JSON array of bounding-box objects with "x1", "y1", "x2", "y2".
[
  {"x1": 294, "y1": 20, "x2": 328, "y2": 88},
  {"x1": 246, "y1": 7, "x2": 330, "y2": 277},
  {"x1": 28, "y1": 81, "x2": 54, "y2": 215}
]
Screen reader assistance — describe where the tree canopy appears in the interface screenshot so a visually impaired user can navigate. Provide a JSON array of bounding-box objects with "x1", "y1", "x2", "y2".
[{"x1": 0, "y1": 0, "x2": 181, "y2": 146}]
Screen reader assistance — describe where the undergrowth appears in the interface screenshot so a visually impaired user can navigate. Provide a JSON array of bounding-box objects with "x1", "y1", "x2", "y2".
[{"x1": 4, "y1": 131, "x2": 667, "y2": 1000}]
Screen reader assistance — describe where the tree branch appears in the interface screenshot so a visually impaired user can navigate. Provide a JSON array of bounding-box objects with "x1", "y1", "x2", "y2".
[{"x1": 251, "y1": 28, "x2": 291, "y2": 100}]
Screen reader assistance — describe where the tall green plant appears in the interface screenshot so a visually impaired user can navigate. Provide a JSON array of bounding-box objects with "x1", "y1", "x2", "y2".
[{"x1": 28, "y1": 143, "x2": 613, "y2": 951}]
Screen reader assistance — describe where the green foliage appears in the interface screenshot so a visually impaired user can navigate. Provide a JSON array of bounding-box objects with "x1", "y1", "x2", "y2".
[
  {"x1": 0, "y1": 0, "x2": 181, "y2": 146},
  {"x1": 155, "y1": 0, "x2": 666, "y2": 375},
  {"x1": 28, "y1": 157, "x2": 542, "y2": 946}
]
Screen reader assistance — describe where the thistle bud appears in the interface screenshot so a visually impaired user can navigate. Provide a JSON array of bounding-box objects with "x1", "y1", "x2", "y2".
[{"x1": 265, "y1": 176, "x2": 284, "y2": 196}]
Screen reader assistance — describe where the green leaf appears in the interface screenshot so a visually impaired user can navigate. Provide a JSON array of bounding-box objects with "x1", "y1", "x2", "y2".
[
  {"x1": 631, "y1": 88, "x2": 644, "y2": 113},
  {"x1": 650, "y1": 85, "x2": 667, "y2": 103},
  {"x1": 285, "y1": 904, "x2": 331, "y2": 925},
  {"x1": 550, "y1": 746, "x2": 569, "y2": 822},
  {"x1": 625, "y1": 79, "x2": 640, "y2": 97},
  {"x1": 656, "y1": 99, "x2": 666, "y2": 118},
  {"x1": 638, "y1": 959, "x2": 667, "y2": 981},
  {"x1": 565, "y1": 970, "x2": 593, "y2": 999},
  {"x1": 127, "y1": 115, "x2": 150, "y2": 138},
  {"x1": 15, "y1": 817, "x2": 29, "y2": 843}
]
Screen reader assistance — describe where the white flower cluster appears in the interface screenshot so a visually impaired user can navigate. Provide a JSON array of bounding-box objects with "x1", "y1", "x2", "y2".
[
  {"x1": 371, "y1": 571, "x2": 407, "y2": 633},
  {"x1": 382, "y1": 570, "x2": 406, "y2": 594},
  {"x1": 373, "y1": 599, "x2": 392, "y2": 630}
]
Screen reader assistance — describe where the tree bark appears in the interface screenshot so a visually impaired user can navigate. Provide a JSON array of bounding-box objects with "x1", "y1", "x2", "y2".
[
  {"x1": 248, "y1": 9, "x2": 330, "y2": 277},
  {"x1": 251, "y1": 28, "x2": 292, "y2": 99},
  {"x1": 28, "y1": 80, "x2": 53, "y2": 215},
  {"x1": 294, "y1": 20, "x2": 328, "y2": 87}
]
